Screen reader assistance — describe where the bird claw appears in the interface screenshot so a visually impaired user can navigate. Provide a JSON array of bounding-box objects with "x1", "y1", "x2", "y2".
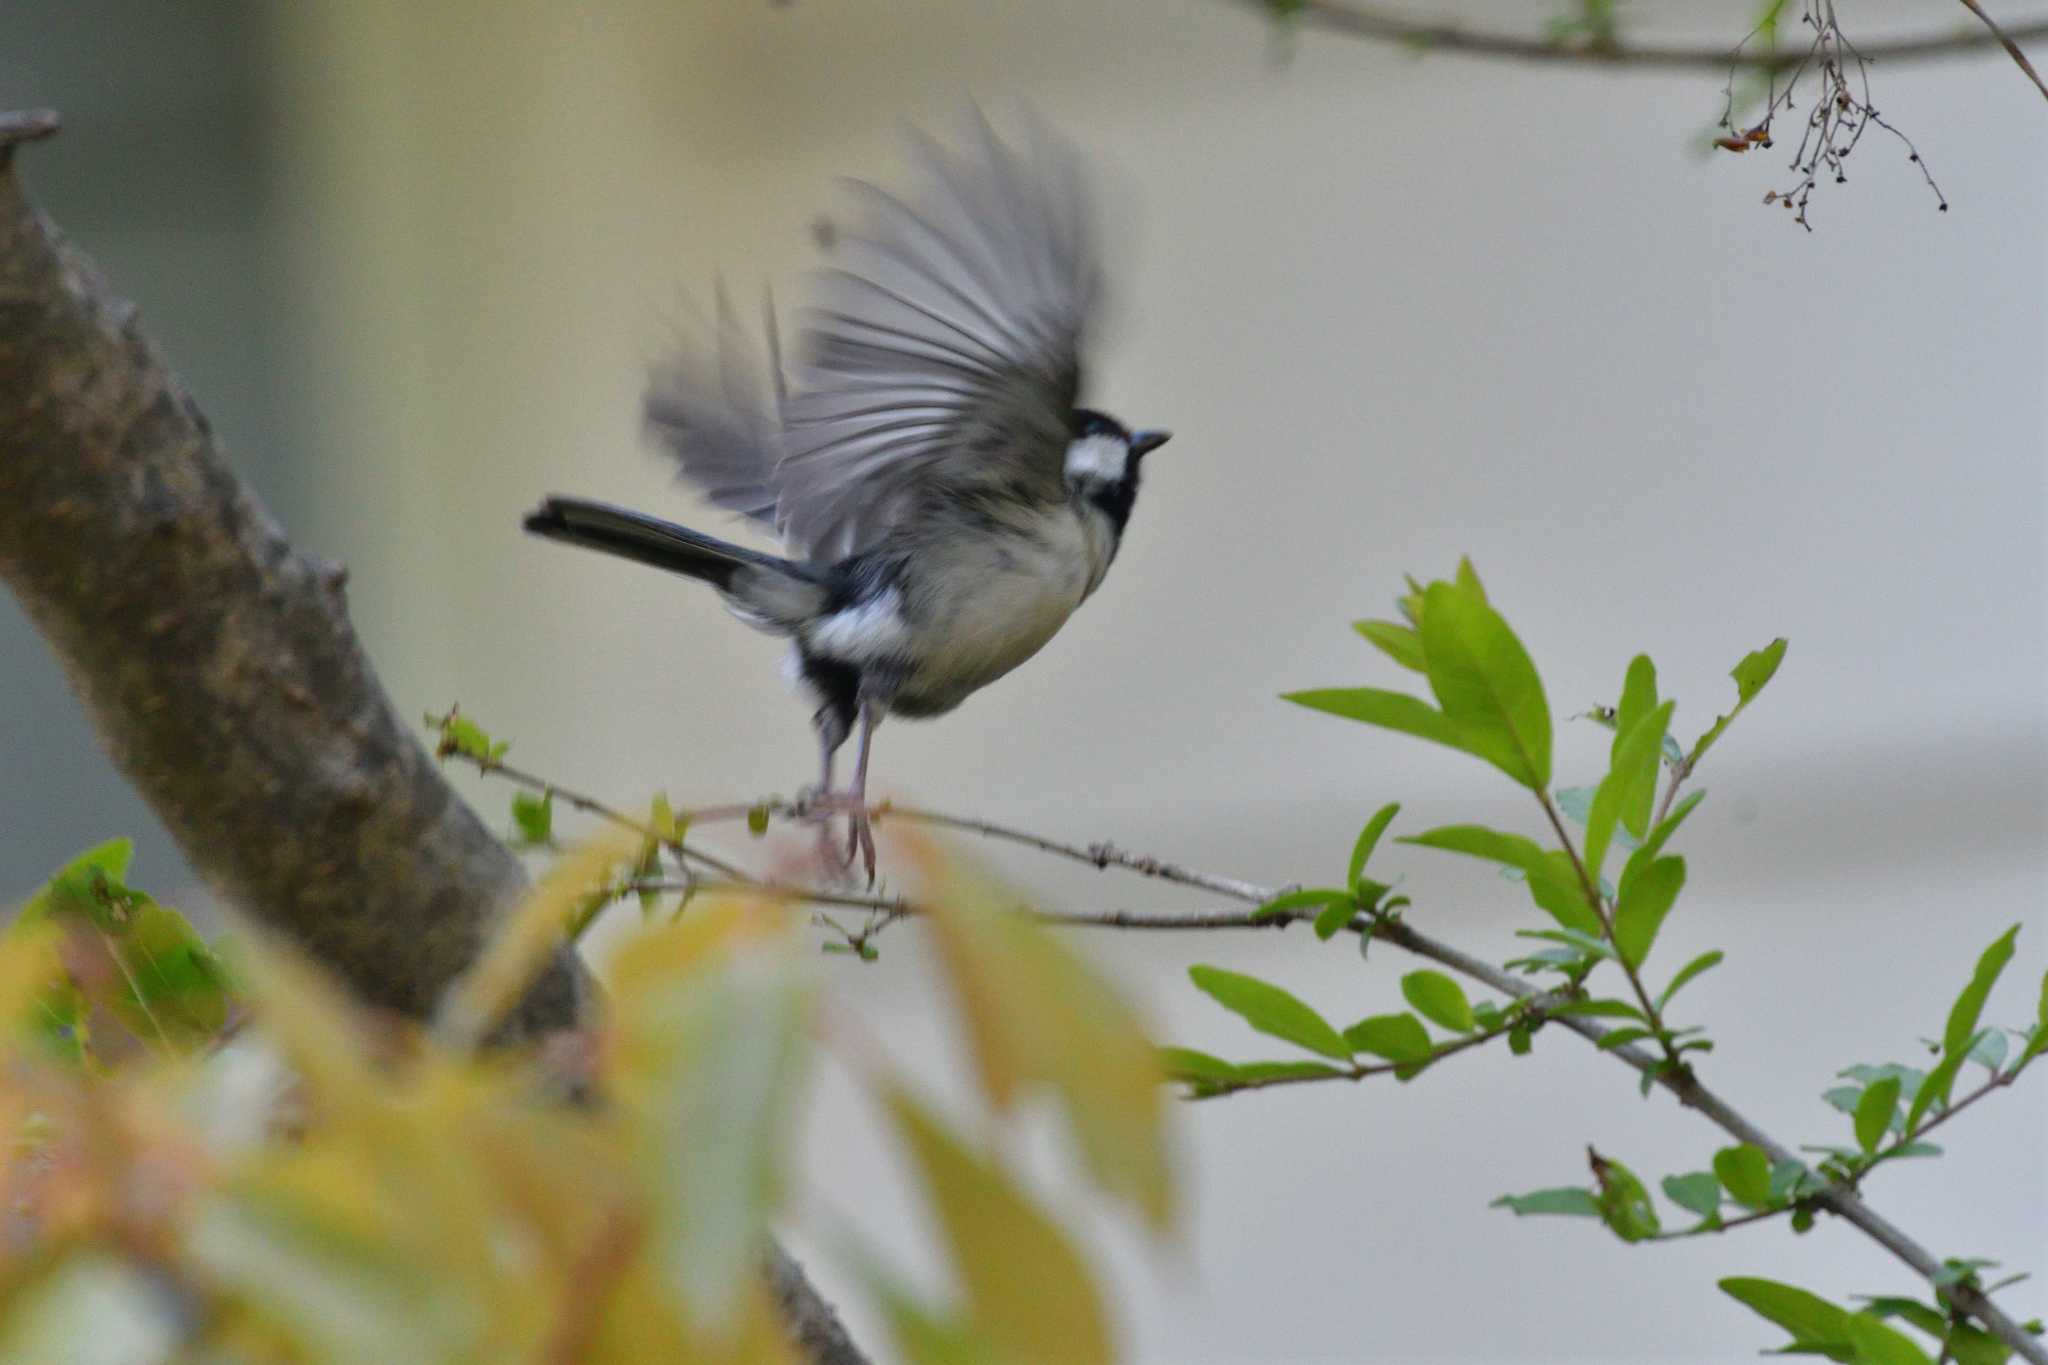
[
  {"x1": 846, "y1": 807, "x2": 877, "y2": 884},
  {"x1": 801, "y1": 790, "x2": 877, "y2": 884}
]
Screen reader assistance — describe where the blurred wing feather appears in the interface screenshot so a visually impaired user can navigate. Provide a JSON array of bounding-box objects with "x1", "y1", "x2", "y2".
[
  {"x1": 778, "y1": 114, "x2": 1101, "y2": 561},
  {"x1": 643, "y1": 284, "x2": 787, "y2": 528}
]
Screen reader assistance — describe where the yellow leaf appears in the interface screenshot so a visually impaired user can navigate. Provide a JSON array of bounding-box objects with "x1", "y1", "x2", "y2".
[
  {"x1": 900, "y1": 831, "x2": 1175, "y2": 1230},
  {"x1": 883, "y1": 1083, "x2": 1114, "y2": 1365},
  {"x1": 437, "y1": 827, "x2": 637, "y2": 1049},
  {"x1": 606, "y1": 902, "x2": 811, "y2": 1351},
  {"x1": 222, "y1": 929, "x2": 382, "y2": 1118}
]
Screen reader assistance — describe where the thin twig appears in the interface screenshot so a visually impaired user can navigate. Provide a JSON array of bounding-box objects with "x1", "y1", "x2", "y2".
[
  {"x1": 1187, "y1": 1008, "x2": 1546, "y2": 1098},
  {"x1": 1231, "y1": 0, "x2": 2048, "y2": 74},
  {"x1": 1644, "y1": 1205, "x2": 1792, "y2": 1242},
  {"x1": 1538, "y1": 790, "x2": 1683, "y2": 1071},
  {"x1": 461, "y1": 751, "x2": 2044, "y2": 1360},
  {"x1": 1956, "y1": 0, "x2": 2048, "y2": 99}
]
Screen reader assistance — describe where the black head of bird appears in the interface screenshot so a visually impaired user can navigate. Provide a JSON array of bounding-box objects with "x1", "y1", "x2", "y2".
[{"x1": 524, "y1": 114, "x2": 1167, "y2": 879}]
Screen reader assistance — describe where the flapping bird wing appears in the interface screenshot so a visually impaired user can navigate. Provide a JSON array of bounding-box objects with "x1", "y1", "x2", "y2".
[
  {"x1": 643, "y1": 284, "x2": 788, "y2": 531},
  {"x1": 645, "y1": 114, "x2": 1102, "y2": 565}
]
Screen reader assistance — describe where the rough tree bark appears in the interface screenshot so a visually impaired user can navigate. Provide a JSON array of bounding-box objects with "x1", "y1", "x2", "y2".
[{"x1": 0, "y1": 110, "x2": 865, "y2": 1365}]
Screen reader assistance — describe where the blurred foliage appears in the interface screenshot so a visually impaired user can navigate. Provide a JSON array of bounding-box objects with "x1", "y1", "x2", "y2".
[{"x1": 0, "y1": 828, "x2": 1174, "y2": 1362}]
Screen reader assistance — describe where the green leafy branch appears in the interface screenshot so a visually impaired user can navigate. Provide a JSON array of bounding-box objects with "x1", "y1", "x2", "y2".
[{"x1": 430, "y1": 569, "x2": 2041, "y2": 1362}]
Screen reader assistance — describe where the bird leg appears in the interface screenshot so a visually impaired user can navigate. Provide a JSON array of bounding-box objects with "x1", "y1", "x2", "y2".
[
  {"x1": 844, "y1": 700, "x2": 883, "y2": 881},
  {"x1": 802, "y1": 703, "x2": 852, "y2": 865}
]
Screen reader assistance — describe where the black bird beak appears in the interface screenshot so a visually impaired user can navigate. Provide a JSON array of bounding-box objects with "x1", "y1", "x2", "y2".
[{"x1": 1129, "y1": 430, "x2": 1172, "y2": 458}]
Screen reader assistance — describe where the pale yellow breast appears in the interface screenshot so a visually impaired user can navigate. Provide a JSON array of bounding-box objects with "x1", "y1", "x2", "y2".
[{"x1": 900, "y1": 502, "x2": 1115, "y2": 708}]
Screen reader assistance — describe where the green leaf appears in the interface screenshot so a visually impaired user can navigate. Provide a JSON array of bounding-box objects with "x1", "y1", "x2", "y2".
[
  {"x1": 1840, "y1": 1063, "x2": 1927, "y2": 1099},
  {"x1": 1226, "y1": 1060, "x2": 1347, "y2": 1083},
  {"x1": 1768, "y1": 1157, "x2": 1815, "y2": 1203},
  {"x1": 1401, "y1": 825, "x2": 1599, "y2": 935},
  {"x1": 438, "y1": 712, "x2": 499, "y2": 763},
  {"x1": 1282, "y1": 687, "x2": 1467, "y2": 755},
  {"x1": 1821, "y1": 1085, "x2": 1866, "y2": 1116},
  {"x1": 510, "y1": 789, "x2": 553, "y2": 845},
  {"x1": 1417, "y1": 577, "x2": 1553, "y2": 790},
  {"x1": 1516, "y1": 928, "x2": 1617, "y2": 961},
  {"x1": 649, "y1": 791, "x2": 683, "y2": 842},
  {"x1": 1312, "y1": 898, "x2": 1359, "y2": 941},
  {"x1": 1614, "y1": 655, "x2": 1658, "y2": 761},
  {"x1": 1619, "y1": 788, "x2": 1706, "y2": 901},
  {"x1": 1613, "y1": 855, "x2": 1686, "y2": 969},
  {"x1": 1656, "y1": 950, "x2": 1724, "y2": 1012},
  {"x1": 1343, "y1": 1012, "x2": 1432, "y2": 1064},
  {"x1": 1609, "y1": 699, "x2": 1675, "y2": 845},
  {"x1": 15, "y1": 838, "x2": 137, "y2": 929},
  {"x1": 1399, "y1": 971, "x2": 1474, "y2": 1033},
  {"x1": 1932, "y1": 1257, "x2": 1999, "y2": 1290},
  {"x1": 1507, "y1": 1025, "x2": 1533, "y2": 1055},
  {"x1": 1968, "y1": 1029, "x2": 2008, "y2": 1072},
  {"x1": 1853, "y1": 1297, "x2": 1950, "y2": 1340},
  {"x1": 1588, "y1": 1149, "x2": 1660, "y2": 1242},
  {"x1": 1546, "y1": 997, "x2": 1644, "y2": 1021},
  {"x1": 1252, "y1": 887, "x2": 1353, "y2": 922},
  {"x1": 1661, "y1": 1171, "x2": 1722, "y2": 1220},
  {"x1": 746, "y1": 803, "x2": 770, "y2": 836},
  {"x1": 110, "y1": 902, "x2": 233, "y2": 1048},
  {"x1": 1157, "y1": 1047, "x2": 1238, "y2": 1083},
  {"x1": 1842, "y1": 1312, "x2": 1935, "y2": 1365},
  {"x1": 1713, "y1": 1144, "x2": 1774, "y2": 1207},
  {"x1": 1943, "y1": 1324, "x2": 2017, "y2": 1365},
  {"x1": 1402, "y1": 824, "x2": 1547, "y2": 869},
  {"x1": 1686, "y1": 638, "x2": 1788, "y2": 770},
  {"x1": 1720, "y1": 1277, "x2": 1851, "y2": 1353},
  {"x1": 1595, "y1": 1027, "x2": 1655, "y2": 1051},
  {"x1": 1855, "y1": 1076, "x2": 1901, "y2": 1153},
  {"x1": 1454, "y1": 557, "x2": 1487, "y2": 600},
  {"x1": 1189, "y1": 966, "x2": 1351, "y2": 1061},
  {"x1": 1346, "y1": 802, "x2": 1402, "y2": 891},
  {"x1": 1944, "y1": 925, "x2": 2020, "y2": 1058},
  {"x1": 1353, "y1": 620, "x2": 1426, "y2": 672},
  {"x1": 1490, "y1": 1187, "x2": 1600, "y2": 1218},
  {"x1": 1903, "y1": 1040, "x2": 1975, "y2": 1136}
]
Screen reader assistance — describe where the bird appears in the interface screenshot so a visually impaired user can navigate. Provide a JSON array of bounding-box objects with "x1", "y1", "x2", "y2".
[{"x1": 524, "y1": 114, "x2": 1168, "y2": 879}]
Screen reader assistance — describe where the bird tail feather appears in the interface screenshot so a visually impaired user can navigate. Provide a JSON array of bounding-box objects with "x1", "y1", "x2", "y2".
[{"x1": 523, "y1": 497, "x2": 826, "y2": 631}]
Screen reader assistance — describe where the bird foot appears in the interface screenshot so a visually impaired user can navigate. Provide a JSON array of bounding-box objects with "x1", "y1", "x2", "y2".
[
  {"x1": 796, "y1": 789, "x2": 877, "y2": 884},
  {"x1": 845, "y1": 806, "x2": 877, "y2": 884}
]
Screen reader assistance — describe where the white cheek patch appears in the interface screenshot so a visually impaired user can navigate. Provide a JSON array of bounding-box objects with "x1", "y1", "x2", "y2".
[
  {"x1": 1064, "y1": 434, "x2": 1127, "y2": 483},
  {"x1": 810, "y1": 589, "x2": 909, "y2": 662}
]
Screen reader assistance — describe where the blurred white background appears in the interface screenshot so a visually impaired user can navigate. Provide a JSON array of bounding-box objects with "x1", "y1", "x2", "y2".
[{"x1": 3, "y1": 2, "x2": 2043, "y2": 1360}]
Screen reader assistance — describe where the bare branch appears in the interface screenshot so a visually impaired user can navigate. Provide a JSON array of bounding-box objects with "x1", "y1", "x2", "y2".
[
  {"x1": 569, "y1": 778, "x2": 2046, "y2": 1360},
  {"x1": 1233, "y1": 0, "x2": 2048, "y2": 75},
  {"x1": 1957, "y1": 0, "x2": 2048, "y2": 99}
]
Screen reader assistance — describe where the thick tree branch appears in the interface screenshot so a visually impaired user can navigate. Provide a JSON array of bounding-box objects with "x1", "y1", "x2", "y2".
[
  {"x1": 0, "y1": 112, "x2": 578, "y2": 1032},
  {"x1": 0, "y1": 112, "x2": 867, "y2": 1365},
  {"x1": 1235, "y1": 0, "x2": 2048, "y2": 75}
]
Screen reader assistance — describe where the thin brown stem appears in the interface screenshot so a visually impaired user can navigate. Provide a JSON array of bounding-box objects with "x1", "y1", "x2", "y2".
[
  {"x1": 463, "y1": 753, "x2": 2043, "y2": 1360},
  {"x1": 1644, "y1": 1204, "x2": 1792, "y2": 1242},
  {"x1": 1188, "y1": 1006, "x2": 1549, "y2": 1098},
  {"x1": 1537, "y1": 790, "x2": 1682, "y2": 1071},
  {"x1": 1232, "y1": 0, "x2": 2048, "y2": 76},
  {"x1": 1956, "y1": 0, "x2": 2048, "y2": 100}
]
